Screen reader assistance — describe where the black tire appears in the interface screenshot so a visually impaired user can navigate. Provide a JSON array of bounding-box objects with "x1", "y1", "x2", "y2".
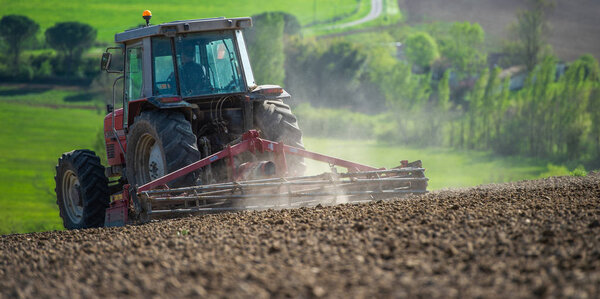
[
  {"x1": 254, "y1": 100, "x2": 306, "y2": 176},
  {"x1": 126, "y1": 110, "x2": 200, "y2": 188},
  {"x1": 55, "y1": 150, "x2": 109, "y2": 229}
]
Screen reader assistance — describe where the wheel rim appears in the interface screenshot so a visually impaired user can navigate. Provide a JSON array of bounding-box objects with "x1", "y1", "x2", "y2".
[
  {"x1": 62, "y1": 170, "x2": 83, "y2": 224},
  {"x1": 134, "y1": 133, "x2": 165, "y2": 184}
]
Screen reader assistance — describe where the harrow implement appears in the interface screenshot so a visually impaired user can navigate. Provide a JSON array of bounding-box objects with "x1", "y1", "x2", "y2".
[{"x1": 105, "y1": 130, "x2": 428, "y2": 226}]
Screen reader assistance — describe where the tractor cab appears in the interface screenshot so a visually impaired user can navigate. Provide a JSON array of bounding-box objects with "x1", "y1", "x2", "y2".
[{"x1": 103, "y1": 15, "x2": 256, "y2": 103}]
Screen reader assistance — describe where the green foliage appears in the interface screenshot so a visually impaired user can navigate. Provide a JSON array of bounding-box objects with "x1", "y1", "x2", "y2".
[
  {"x1": 538, "y1": 163, "x2": 570, "y2": 178},
  {"x1": 404, "y1": 32, "x2": 439, "y2": 69},
  {"x1": 570, "y1": 165, "x2": 587, "y2": 177},
  {"x1": 437, "y1": 70, "x2": 451, "y2": 111},
  {"x1": 29, "y1": 51, "x2": 54, "y2": 78},
  {"x1": 442, "y1": 53, "x2": 600, "y2": 167},
  {"x1": 285, "y1": 37, "x2": 381, "y2": 111},
  {"x1": 363, "y1": 36, "x2": 430, "y2": 111},
  {"x1": 45, "y1": 22, "x2": 96, "y2": 75},
  {"x1": 505, "y1": 0, "x2": 554, "y2": 71},
  {"x1": 437, "y1": 22, "x2": 486, "y2": 76},
  {"x1": 246, "y1": 13, "x2": 285, "y2": 86},
  {"x1": 0, "y1": 15, "x2": 39, "y2": 71},
  {"x1": 252, "y1": 11, "x2": 302, "y2": 36},
  {"x1": 294, "y1": 103, "x2": 385, "y2": 138},
  {"x1": 589, "y1": 87, "x2": 600, "y2": 161}
]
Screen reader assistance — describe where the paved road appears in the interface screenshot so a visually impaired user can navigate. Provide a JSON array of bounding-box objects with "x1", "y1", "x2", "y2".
[{"x1": 325, "y1": 0, "x2": 383, "y2": 29}]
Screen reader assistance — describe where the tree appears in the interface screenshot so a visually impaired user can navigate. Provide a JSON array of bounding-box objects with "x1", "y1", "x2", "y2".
[
  {"x1": 505, "y1": 0, "x2": 554, "y2": 71},
  {"x1": 245, "y1": 13, "x2": 285, "y2": 85},
  {"x1": 437, "y1": 22, "x2": 486, "y2": 77},
  {"x1": 438, "y1": 69, "x2": 451, "y2": 111},
  {"x1": 404, "y1": 32, "x2": 439, "y2": 70},
  {"x1": 0, "y1": 15, "x2": 39, "y2": 71},
  {"x1": 45, "y1": 22, "x2": 96, "y2": 74}
]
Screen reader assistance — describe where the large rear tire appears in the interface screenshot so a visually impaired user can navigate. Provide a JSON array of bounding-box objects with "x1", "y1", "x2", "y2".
[
  {"x1": 254, "y1": 100, "x2": 305, "y2": 176},
  {"x1": 55, "y1": 150, "x2": 109, "y2": 229},
  {"x1": 126, "y1": 110, "x2": 200, "y2": 188}
]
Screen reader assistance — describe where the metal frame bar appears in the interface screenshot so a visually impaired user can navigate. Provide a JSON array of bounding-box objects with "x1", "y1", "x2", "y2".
[{"x1": 137, "y1": 130, "x2": 379, "y2": 192}]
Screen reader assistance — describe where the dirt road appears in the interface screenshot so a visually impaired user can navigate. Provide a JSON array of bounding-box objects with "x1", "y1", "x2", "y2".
[
  {"x1": 1, "y1": 174, "x2": 599, "y2": 298},
  {"x1": 325, "y1": 0, "x2": 383, "y2": 29}
]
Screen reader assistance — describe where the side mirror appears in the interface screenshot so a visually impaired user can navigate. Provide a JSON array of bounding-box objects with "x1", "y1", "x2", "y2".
[
  {"x1": 100, "y1": 52, "x2": 112, "y2": 71},
  {"x1": 101, "y1": 47, "x2": 124, "y2": 73}
]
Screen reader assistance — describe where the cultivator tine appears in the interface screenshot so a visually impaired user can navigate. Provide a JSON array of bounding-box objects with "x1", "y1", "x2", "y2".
[
  {"x1": 140, "y1": 168, "x2": 428, "y2": 216},
  {"x1": 125, "y1": 132, "x2": 428, "y2": 220}
]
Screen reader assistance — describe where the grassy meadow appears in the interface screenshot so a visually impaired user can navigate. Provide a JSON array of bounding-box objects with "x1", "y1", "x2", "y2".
[
  {"x1": 1, "y1": 0, "x2": 362, "y2": 42},
  {"x1": 0, "y1": 100, "x2": 104, "y2": 234},
  {"x1": 303, "y1": 138, "x2": 570, "y2": 190}
]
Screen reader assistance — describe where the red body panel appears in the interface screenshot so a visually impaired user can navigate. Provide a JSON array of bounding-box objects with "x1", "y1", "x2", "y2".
[
  {"x1": 103, "y1": 109, "x2": 127, "y2": 166},
  {"x1": 128, "y1": 99, "x2": 147, "y2": 127}
]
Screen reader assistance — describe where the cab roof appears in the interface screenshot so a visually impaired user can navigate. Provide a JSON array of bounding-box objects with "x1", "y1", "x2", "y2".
[{"x1": 114, "y1": 17, "x2": 252, "y2": 43}]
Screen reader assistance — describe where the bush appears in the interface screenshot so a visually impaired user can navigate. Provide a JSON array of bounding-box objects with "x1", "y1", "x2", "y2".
[
  {"x1": 404, "y1": 32, "x2": 439, "y2": 69},
  {"x1": 293, "y1": 103, "x2": 384, "y2": 139},
  {"x1": 30, "y1": 51, "x2": 54, "y2": 78},
  {"x1": 570, "y1": 165, "x2": 587, "y2": 177}
]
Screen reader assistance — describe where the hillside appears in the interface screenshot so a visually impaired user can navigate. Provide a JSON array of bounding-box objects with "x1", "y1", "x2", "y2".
[
  {"x1": 398, "y1": 0, "x2": 600, "y2": 61},
  {"x1": 0, "y1": 0, "x2": 360, "y2": 42}
]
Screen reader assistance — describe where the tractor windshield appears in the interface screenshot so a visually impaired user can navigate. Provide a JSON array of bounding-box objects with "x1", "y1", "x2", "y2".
[
  {"x1": 181, "y1": 31, "x2": 247, "y2": 97},
  {"x1": 152, "y1": 31, "x2": 246, "y2": 97}
]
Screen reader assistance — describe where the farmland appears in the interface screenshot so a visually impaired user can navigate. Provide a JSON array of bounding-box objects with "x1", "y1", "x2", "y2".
[
  {"x1": 1, "y1": 0, "x2": 363, "y2": 42},
  {"x1": 2, "y1": 174, "x2": 599, "y2": 297}
]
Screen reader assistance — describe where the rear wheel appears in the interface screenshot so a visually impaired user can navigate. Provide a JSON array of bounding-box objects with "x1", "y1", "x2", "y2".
[
  {"x1": 254, "y1": 100, "x2": 305, "y2": 176},
  {"x1": 55, "y1": 150, "x2": 109, "y2": 229},
  {"x1": 126, "y1": 110, "x2": 200, "y2": 188}
]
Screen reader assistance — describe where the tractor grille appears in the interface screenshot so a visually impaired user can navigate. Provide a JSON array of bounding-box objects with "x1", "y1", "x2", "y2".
[{"x1": 106, "y1": 143, "x2": 115, "y2": 159}]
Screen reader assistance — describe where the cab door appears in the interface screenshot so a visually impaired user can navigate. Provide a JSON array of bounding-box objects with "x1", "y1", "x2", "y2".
[{"x1": 124, "y1": 42, "x2": 144, "y2": 129}]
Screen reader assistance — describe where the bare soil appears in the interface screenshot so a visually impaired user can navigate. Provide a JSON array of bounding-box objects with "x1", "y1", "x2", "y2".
[{"x1": 1, "y1": 174, "x2": 599, "y2": 298}]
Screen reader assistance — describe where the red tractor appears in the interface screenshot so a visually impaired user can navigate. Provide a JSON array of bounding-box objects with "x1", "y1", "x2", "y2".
[{"x1": 55, "y1": 13, "x2": 427, "y2": 229}]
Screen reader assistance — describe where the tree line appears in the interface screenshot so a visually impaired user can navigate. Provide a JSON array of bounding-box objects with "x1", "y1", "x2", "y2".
[
  {"x1": 246, "y1": 1, "x2": 599, "y2": 169},
  {"x1": 0, "y1": 15, "x2": 97, "y2": 83}
]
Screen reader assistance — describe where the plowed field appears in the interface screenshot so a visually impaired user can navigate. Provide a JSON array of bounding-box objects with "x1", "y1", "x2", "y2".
[{"x1": 1, "y1": 174, "x2": 599, "y2": 298}]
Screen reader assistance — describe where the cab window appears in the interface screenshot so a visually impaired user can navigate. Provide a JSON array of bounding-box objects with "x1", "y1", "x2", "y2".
[
  {"x1": 152, "y1": 37, "x2": 177, "y2": 96},
  {"x1": 125, "y1": 46, "x2": 143, "y2": 100}
]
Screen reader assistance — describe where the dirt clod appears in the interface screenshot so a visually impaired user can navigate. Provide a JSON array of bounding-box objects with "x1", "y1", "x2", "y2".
[{"x1": 1, "y1": 174, "x2": 600, "y2": 298}]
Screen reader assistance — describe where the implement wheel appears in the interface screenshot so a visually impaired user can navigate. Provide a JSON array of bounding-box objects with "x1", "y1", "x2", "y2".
[
  {"x1": 126, "y1": 111, "x2": 200, "y2": 188},
  {"x1": 55, "y1": 150, "x2": 109, "y2": 229},
  {"x1": 255, "y1": 100, "x2": 306, "y2": 176}
]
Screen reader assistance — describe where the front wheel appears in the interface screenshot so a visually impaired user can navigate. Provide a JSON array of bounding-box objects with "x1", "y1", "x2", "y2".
[{"x1": 55, "y1": 150, "x2": 109, "y2": 229}]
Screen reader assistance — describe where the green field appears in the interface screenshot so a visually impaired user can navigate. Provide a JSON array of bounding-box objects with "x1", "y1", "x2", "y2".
[
  {"x1": 0, "y1": 101, "x2": 104, "y2": 234},
  {"x1": 0, "y1": 85, "x2": 104, "y2": 109},
  {"x1": 303, "y1": 138, "x2": 570, "y2": 190},
  {"x1": 0, "y1": 85, "x2": 573, "y2": 235},
  {"x1": 2, "y1": 0, "x2": 363, "y2": 42}
]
